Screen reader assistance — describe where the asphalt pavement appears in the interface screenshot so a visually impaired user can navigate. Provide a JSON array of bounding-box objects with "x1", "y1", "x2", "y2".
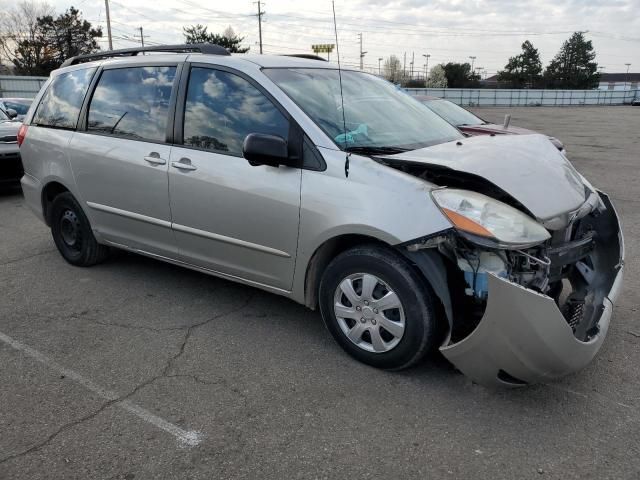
[{"x1": 1, "y1": 106, "x2": 639, "y2": 479}]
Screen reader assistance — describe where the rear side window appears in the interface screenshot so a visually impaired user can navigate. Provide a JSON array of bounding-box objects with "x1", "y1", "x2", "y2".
[
  {"x1": 32, "y1": 68, "x2": 96, "y2": 129},
  {"x1": 87, "y1": 66, "x2": 176, "y2": 142},
  {"x1": 183, "y1": 67, "x2": 289, "y2": 156}
]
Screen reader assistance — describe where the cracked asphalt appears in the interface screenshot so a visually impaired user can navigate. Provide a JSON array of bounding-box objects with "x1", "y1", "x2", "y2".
[{"x1": 1, "y1": 106, "x2": 639, "y2": 479}]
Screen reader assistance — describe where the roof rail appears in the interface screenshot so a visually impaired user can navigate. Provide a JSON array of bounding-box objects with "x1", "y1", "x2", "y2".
[
  {"x1": 283, "y1": 54, "x2": 328, "y2": 62},
  {"x1": 61, "y1": 43, "x2": 230, "y2": 68}
]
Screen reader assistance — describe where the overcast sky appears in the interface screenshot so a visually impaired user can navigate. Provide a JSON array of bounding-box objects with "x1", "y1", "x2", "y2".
[{"x1": 44, "y1": 0, "x2": 640, "y2": 75}]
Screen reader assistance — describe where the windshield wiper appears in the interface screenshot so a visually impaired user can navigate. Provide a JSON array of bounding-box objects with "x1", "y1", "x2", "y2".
[{"x1": 344, "y1": 145, "x2": 410, "y2": 156}]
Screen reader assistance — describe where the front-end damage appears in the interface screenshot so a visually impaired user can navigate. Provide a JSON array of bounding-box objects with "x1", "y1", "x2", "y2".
[{"x1": 404, "y1": 192, "x2": 623, "y2": 388}]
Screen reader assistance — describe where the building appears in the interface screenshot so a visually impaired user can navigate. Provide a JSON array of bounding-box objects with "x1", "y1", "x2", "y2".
[{"x1": 598, "y1": 72, "x2": 640, "y2": 91}]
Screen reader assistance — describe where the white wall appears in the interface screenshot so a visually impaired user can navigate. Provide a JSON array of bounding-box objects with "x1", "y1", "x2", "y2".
[{"x1": 405, "y1": 87, "x2": 639, "y2": 106}]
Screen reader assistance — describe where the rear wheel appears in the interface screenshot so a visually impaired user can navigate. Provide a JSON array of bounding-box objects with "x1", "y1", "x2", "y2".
[
  {"x1": 319, "y1": 245, "x2": 439, "y2": 370},
  {"x1": 50, "y1": 192, "x2": 109, "y2": 266}
]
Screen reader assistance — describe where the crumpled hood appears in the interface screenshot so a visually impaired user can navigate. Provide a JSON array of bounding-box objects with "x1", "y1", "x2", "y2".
[{"x1": 382, "y1": 134, "x2": 586, "y2": 221}]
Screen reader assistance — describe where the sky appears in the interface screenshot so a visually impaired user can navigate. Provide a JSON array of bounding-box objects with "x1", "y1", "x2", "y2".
[{"x1": 39, "y1": 0, "x2": 640, "y2": 76}]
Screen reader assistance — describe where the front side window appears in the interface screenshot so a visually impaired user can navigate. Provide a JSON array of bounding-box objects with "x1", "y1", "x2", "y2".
[
  {"x1": 183, "y1": 67, "x2": 289, "y2": 156},
  {"x1": 32, "y1": 68, "x2": 96, "y2": 129},
  {"x1": 264, "y1": 68, "x2": 462, "y2": 152},
  {"x1": 88, "y1": 66, "x2": 176, "y2": 142}
]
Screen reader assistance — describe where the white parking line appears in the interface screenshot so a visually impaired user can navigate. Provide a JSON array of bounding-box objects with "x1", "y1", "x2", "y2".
[{"x1": 0, "y1": 331, "x2": 203, "y2": 448}]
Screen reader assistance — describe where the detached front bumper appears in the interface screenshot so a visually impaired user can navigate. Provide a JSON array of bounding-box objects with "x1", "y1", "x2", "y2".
[{"x1": 440, "y1": 193, "x2": 624, "y2": 387}]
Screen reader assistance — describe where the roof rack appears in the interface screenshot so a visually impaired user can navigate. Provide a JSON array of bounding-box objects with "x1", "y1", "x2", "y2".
[
  {"x1": 283, "y1": 54, "x2": 327, "y2": 62},
  {"x1": 61, "y1": 43, "x2": 230, "y2": 68}
]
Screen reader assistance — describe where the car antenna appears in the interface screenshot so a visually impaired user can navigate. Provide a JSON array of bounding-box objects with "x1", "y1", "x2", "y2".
[{"x1": 332, "y1": 0, "x2": 350, "y2": 178}]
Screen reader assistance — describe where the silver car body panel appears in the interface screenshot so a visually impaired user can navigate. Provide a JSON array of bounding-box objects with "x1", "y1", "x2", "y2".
[
  {"x1": 167, "y1": 145, "x2": 302, "y2": 291},
  {"x1": 18, "y1": 53, "x2": 625, "y2": 387}
]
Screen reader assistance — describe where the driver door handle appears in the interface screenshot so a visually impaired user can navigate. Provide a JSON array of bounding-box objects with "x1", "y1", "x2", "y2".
[
  {"x1": 171, "y1": 158, "x2": 197, "y2": 171},
  {"x1": 144, "y1": 154, "x2": 166, "y2": 166}
]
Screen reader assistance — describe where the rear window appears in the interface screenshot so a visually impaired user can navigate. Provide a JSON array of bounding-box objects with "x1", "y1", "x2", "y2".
[
  {"x1": 87, "y1": 66, "x2": 176, "y2": 143},
  {"x1": 32, "y1": 68, "x2": 96, "y2": 129}
]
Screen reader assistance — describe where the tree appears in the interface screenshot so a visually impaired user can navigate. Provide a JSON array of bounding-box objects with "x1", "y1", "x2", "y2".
[
  {"x1": 183, "y1": 24, "x2": 249, "y2": 53},
  {"x1": 1, "y1": 5, "x2": 100, "y2": 75},
  {"x1": 0, "y1": 1, "x2": 54, "y2": 74},
  {"x1": 442, "y1": 62, "x2": 480, "y2": 88},
  {"x1": 544, "y1": 32, "x2": 599, "y2": 89},
  {"x1": 383, "y1": 55, "x2": 402, "y2": 83},
  {"x1": 34, "y1": 7, "x2": 102, "y2": 74},
  {"x1": 426, "y1": 65, "x2": 447, "y2": 88},
  {"x1": 498, "y1": 40, "x2": 542, "y2": 88}
]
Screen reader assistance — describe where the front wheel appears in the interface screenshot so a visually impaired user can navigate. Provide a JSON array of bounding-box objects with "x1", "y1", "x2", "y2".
[{"x1": 319, "y1": 245, "x2": 439, "y2": 370}]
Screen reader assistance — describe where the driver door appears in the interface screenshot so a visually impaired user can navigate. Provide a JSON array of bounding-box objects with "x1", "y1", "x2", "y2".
[{"x1": 168, "y1": 65, "x2": 301, "y2": 291}]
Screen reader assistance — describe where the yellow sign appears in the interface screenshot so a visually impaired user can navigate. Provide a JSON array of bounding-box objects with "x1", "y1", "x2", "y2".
[{"x1": 312, "y1": 44, "x2": 335, "y2": 54}]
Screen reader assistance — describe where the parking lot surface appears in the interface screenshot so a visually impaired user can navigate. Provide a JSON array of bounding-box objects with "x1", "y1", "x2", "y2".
[{"x1": 1, "y1": 106, "x2": 639, "y2": 479}]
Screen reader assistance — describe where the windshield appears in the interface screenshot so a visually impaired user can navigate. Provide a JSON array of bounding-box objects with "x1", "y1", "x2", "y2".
[
  {"x1": 0, "y1": 108, "x2": 8, "y2": 121},
  {"x1": 2, "y1": 99, "x2": 31, "y2": 115},
  {"x1": 264, "y1": 68, "x2": 462, "y2": 152},
  {"x1": 422, "y1": 99, "x2": 484, "y2": 127}
]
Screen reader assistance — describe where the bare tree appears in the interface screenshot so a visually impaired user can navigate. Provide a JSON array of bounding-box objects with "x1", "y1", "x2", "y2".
[
  {"x1": 0, "y1": 1, "x2": 54, "y2": 71},
  {"x1": 383, "y1": 55, "x2": 402, "y2": 83}
]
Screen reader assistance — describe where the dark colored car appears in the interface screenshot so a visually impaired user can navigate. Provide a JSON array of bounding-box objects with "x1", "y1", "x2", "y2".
[
  {"x1": 0, "y1": 107, "x2": 23, "y2": 186},
  {"x1": 417, "y1": 96, "x2": 566, "y2": 154}
]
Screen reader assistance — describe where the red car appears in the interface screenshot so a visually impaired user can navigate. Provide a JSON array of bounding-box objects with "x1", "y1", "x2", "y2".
[{"x1": 416, "y1": 96, "x2": 566, "y2": 154}]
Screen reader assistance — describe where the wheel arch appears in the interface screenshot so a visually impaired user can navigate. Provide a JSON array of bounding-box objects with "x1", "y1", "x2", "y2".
[
  {"x1": 303, "y1": 233, "x2": 389, "y2": 309},
  {"x1": 41, "y1": 180, "x2": 72, "y2": 226}
]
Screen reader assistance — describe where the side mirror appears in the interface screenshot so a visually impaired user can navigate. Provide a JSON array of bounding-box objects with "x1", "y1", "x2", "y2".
[
  {"x1": 6, "y1": 109, "x2": 18, "y2": 120},
  {"x1": 243, "y1": 133, "x2": 292, "y2": 167}
]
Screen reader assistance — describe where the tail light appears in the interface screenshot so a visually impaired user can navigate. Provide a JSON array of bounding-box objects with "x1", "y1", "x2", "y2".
[{"x1": 17, "y1": 124, "x2": 28, "y2": 147}]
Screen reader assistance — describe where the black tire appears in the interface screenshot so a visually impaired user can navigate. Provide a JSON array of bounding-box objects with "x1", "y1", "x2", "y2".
[
  {"x1": 50, "y1": 192, "x2": 109, "y2": 266},
  {"x1": 319, "y1": 244, "x2": 439, "y2": 370}
]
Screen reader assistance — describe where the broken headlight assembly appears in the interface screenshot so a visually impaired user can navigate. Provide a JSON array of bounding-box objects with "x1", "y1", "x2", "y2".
[{"x1": 431, "y1": 188, "x2": 550, "y2": 249}]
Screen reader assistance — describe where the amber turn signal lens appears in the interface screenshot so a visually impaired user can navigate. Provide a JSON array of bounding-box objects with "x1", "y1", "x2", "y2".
[{"x1": 441, "y1": 207, "x2": 494, "y2": 238}]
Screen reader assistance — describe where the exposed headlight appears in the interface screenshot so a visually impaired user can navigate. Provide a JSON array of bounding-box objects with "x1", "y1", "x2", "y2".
[{"x1": 431, "y1": 188, "x2": 551, "y2": 249}]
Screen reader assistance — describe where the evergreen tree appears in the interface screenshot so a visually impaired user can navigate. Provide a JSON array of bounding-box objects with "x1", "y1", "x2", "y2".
[
  {"x1": 442, "y1": 62, "x2": 480, "y2": 88},
  {"x1": 183, "y1": 24, "x2": 249, "y2": 53},
  {"x1": 497, "y1": 40, "x2": 542, "y2": 88},
  {"x1": 544, "y1": 32, "x2": 599, "y2": 89}
]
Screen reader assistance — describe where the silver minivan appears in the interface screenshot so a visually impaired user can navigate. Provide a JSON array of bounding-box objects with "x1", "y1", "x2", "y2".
[{"x1": 19, "y1": 45, "x2": 624, "y2": 387}]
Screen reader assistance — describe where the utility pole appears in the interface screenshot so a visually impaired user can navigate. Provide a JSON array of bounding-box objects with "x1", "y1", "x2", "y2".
[
  {"x1": 357, "y1": 33, "x2": 366, "y2": 70},
  {"x1": 625, "y1": 63, "x2": 631, "y2": 90},
  {"x1": 138, "y1": 27, "x2": 145, "y2": 47},
  {"x1": 378, "y1": 57, "x2": 383, "y2": 76},
  {"x1": 104, "y1": 0, "x2": 113, "y2": 50},
  {"x1": 254, "y1": 1, "x2": 264, "y2": 54},
  {"x1": 410, "y1": 51, "x2": 414, "y2": 80},
  {"x1": 403, "y1": 52, "x2": 406, "y2": 80},
  {"x1": 469, "y1": 55, "x2": 476, "y2": 72}
]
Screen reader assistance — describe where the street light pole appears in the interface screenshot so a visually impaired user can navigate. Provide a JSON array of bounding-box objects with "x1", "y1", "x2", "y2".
[
  {"x1": 422, "y1": 53, "x2": 430, "y2": 83},
  {"x1": 625, "y1": 63, "x2": 631, "y2": 90},
  {"x1": 378, "y1": 57, "x2": 383, "y2": 76}
]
